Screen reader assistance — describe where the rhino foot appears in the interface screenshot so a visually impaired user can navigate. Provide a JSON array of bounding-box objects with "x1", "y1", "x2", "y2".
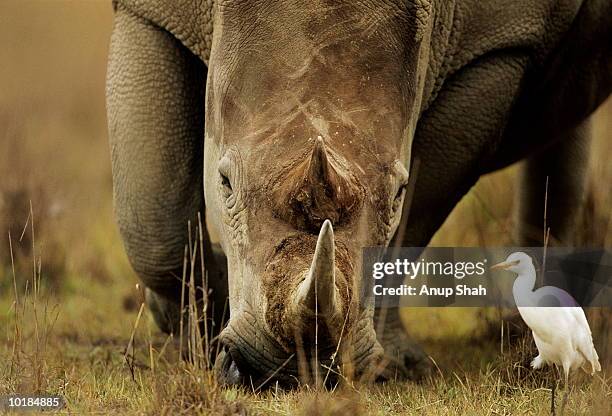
[
  {"x1": 380, "y1": 331, "x2": 431, "y2": 381},
  {"x1": 145, "y1": 288, "x2": 182, "y2": 334},
  {"x1": 375, "y1": 314, "x2": 431, "y2": 381}
]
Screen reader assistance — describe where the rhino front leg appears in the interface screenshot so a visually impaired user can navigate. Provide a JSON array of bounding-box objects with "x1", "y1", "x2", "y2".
[
  {"x1": 107, "y1": 6, "x2": 227, "y2": 337},
  {"x1": 374, "y1": 307, "x2": 430, "y2": 381}
]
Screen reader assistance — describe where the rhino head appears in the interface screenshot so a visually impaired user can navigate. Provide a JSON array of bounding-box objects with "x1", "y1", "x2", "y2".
[{"x1": 202, "y1": 1, "x2": 431, "y2": 386}]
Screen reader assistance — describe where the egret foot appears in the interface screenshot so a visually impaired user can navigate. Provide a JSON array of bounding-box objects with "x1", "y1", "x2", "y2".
[
  {"x1": 531, "y1": 355, "x2": 544, "y2": 369},
  {"x1": 559, "y1": 385, "x2": 571, "y2": 415}
]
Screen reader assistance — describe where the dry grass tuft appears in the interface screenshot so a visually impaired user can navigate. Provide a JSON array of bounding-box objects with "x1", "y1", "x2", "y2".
[
  {"x1": 298, "y1": 391, "x2": 364, "y2": 416},
  {"x1": 1, "y1": 210, "x2": 61, "y2": 398},
  {"x1": 0, "y1": 122, "x2": 67, "y2": 291},
  {"x1": 147, "y1": 364, "x2": 246, "y2": 415}
]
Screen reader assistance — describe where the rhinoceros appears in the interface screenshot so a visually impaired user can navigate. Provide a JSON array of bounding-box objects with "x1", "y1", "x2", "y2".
[{"x1": 106, "y1": 0, "x2": 611, "y2": 386}]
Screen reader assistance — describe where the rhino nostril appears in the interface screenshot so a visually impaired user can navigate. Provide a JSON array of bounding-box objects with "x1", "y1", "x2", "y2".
[
  {"x1": 218, "y1": 346, "x2": 246, "y2": 386},
  {"x1": 226, "y1": 357, "x2": 243, "y2": 384}
]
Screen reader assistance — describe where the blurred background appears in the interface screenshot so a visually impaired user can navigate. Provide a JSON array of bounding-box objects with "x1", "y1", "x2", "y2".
[
  {"x1": 1, "y1": 1, "x2": 609, "y2": 294},
  {"x1": 1, "y1": 0, "x2": 611, "y2": 330},
  {"x1": 0, "y1": 1, "x2": 609, "y2": 413},
  {"x1": 0, "y1": 2, "x2": 121, "y2": 291}
]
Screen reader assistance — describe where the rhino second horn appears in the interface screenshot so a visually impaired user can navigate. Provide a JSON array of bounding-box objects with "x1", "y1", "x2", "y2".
[
  {"x1": 308, "y1": 136, "x2": 331, "y2": 185},
  {"x1": 296, "y1": 219, "x2": 341, "y2": 318}
]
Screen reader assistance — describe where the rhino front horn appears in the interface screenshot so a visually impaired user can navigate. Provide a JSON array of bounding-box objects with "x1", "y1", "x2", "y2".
[{"x1": 295, "y1": 219, "x2": 342, "y2": 320}]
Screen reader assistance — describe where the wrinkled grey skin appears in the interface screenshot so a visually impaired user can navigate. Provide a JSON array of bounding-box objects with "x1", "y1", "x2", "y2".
[{"x1": 107, "y1": 0, "x2": 611, "y2": 386}]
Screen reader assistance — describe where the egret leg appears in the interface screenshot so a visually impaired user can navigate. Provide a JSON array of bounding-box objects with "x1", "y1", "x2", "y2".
[
  {"x1": 559, "y1": 386, "x2": 570, "y2": 415},
  {"x1": 559, "y1": 366, "x2": 570, "y2": 415},
  {"x1": 551, "y1": 381, "x2": 556, "y2": 416}
]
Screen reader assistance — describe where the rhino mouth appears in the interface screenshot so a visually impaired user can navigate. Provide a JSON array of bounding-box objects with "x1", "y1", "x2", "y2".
[
  {"x1": 216, "y1": 305, "x2": 388, "y2": 388},
  {"x1": 217, "y1": 312, "x2": 340, "y2": 389},
  {"x1": 215, "y1": 217, "x2": 390, "y2": 388}
]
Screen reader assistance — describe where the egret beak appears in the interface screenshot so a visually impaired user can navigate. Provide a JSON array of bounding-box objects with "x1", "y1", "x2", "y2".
[{"x1": 490, "y1": 260, "x2": 519, "y2": 271}]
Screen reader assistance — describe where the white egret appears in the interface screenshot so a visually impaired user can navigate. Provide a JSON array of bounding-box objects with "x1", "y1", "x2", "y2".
[{"x1": 491, "y1": 251, "x2": 601, "y2": 413}]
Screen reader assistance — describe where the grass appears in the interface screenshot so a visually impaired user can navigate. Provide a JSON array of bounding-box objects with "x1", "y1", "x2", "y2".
[
  {"x1": 1, "y1": 276, "x2": 610, "y2": 414},
  {"x1": 0, "y1": 1, "x2": 610, "y2": 414}
]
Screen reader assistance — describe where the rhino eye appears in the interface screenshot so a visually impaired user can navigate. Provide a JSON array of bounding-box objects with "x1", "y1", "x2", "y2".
[
  {"x1": 391, "y1": 160, "x2": 409, "y2": 212},
  {"x1": 391, "y1": 184, "x2": 406, "y2": 213},
  {"x1": 218, "y1": 156, "x2": 234, "y2": 199},
  {"x1": 220, "y1": 172, "x2": 233, "y2": 197},
  {"x1": 394, "y1": 185, "x2": 405, "y2": 201}
]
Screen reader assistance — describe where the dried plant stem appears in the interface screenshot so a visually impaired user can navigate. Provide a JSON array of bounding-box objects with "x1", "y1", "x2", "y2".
[
  {"x1": 125, "y1": 302, "x2": 146, "y2": 382},
  {"x1": 8, "y1": 231, "x2": 20, "y2": 378},
  {"x1": 542, "y1": 176, "x2": 550, "y2": 275},
  {"x1": 197, "y1": 212, "x2": 210, "y2": 366},
  {"x1": 179, "y1": 245, "x2": 189, "y2": 360}
]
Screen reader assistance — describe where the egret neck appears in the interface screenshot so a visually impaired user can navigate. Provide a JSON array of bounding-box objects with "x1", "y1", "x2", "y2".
[{"x1": 512, "y1": 261, "x2": 537, "y2": 308}]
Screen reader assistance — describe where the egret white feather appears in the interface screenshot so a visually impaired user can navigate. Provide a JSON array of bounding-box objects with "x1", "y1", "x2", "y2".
[{"x1": 491, "y1": 251, "x2": 601, "y2": 384}]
